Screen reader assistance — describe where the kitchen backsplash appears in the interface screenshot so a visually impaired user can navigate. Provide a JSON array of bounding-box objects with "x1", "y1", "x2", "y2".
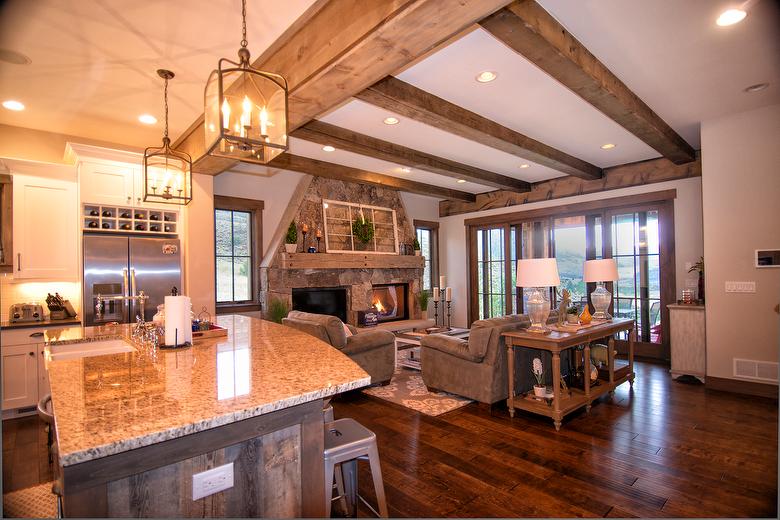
[{"x1": 0, "y1": 275, "x2": 81, "y2": 321}]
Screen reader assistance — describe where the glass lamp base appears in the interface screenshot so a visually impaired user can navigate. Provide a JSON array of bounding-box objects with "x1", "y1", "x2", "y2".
[
  {"x1": 526, "y1": 287, "x2": 551, "y2": 333},
  {"x1": 590, "y1": 282, "x2": 612, "y2": 321}
]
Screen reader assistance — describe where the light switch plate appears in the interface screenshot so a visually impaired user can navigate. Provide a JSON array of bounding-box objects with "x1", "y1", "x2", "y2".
[
  {"x1": 192, "y1": 462, "x2": 234, "y2": 500},
  {"x1": 725, "y1": 281, "x2": 756, "y2": 293}
]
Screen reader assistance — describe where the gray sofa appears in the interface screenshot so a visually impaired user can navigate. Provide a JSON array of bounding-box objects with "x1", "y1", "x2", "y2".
[
  {"x1": 282, "y1": 311, "x2": 396, "y2": 385},
  {"x1": 420, "y1": 312, "x2": 561, "y2": 405}
]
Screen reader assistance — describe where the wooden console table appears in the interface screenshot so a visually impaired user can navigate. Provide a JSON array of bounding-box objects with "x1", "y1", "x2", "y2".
[{"x1": 502, "y1": 318, "x2": 635, "y2": 430}]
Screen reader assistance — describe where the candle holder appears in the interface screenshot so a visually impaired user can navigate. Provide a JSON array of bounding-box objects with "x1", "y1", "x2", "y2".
[
  {"x1": 301, "y1": 230, "x2": 307, "y2": 253},
  {"x1": 446, "y1": 301, "x2": 452, "y2": 329},
  {"x1": 316, "y1": 236, "x2": 321, "y2": 252},
  {"x1": 440, "y1": 292, "x2": 447, "y2": 328},
  {"x1": 433, "y1": 300, "x2": 440, "y2": 327}
]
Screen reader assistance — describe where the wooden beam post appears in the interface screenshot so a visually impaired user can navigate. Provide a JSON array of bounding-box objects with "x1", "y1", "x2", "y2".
[
  {"x1": 479, "y1": 0, "x2": 696, "y2": 164},
  {"x1": 292, "y1": 120, "x2": 531, "y2": 192},
  {"x1": 172, "y1": 0, "x2": 513, "y2": 175},
  {"x1": 355, "y1": 76, "x2": 602, "y2": 180},
  {"x1": 269, "y1": 154, "x2": 476, "y2": 202},
  {"x1": 439, "y1": 155, "x2": 700, "y2": 216}
]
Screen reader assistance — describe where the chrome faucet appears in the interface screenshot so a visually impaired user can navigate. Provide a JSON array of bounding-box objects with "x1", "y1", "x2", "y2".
[{"x1": 95, "y1": 291, "x2": 149, "y2": 324}]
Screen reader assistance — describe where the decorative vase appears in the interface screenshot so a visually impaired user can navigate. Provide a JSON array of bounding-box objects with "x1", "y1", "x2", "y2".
[
  {"x1": 579, "y1": 306, "x2": 592, "y2": 324},
  {"x1": 284, "y1": 243, "x2": 296, "y2": 254},
  {"x1": 414, "y1": 249, "x2": 421, "y2": 256},
  {"x1": 533, "y1": 385, "x2": 546, "y2": 398},
  {"x1": 567, "y1": 314, "x2": 579, "y2": 324}
]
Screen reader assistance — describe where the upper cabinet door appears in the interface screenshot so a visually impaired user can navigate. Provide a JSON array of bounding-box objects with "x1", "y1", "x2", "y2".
[
  {"x1": 80, "y1": 161, "x2": 135, "y2": 206},
  {"x1": 12, "y1": 174, "x2": 78, "y2": 279}
]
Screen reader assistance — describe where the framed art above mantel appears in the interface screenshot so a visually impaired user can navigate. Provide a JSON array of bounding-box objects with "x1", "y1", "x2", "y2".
[{"x1": 322, "y1": 199, "x2": 399, "y2": 255}]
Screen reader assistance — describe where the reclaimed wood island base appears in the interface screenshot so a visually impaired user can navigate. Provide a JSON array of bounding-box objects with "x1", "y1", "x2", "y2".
[{"x1": 45, "y1": 315, "x2": 371, "y2": 518}]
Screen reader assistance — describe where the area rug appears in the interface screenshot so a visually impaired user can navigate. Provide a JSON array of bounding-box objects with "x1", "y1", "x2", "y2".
[
  {"x1": 362, "y1": 347, "x2": 473, "y2": 416},
  {"x1": 2, "y1": 482, "x2": 57, "y2": 518}
]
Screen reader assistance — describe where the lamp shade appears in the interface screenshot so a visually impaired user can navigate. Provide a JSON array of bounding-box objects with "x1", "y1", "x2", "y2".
[
  {"x1": 516, "y1": 258, "x2": 560, "y2": 287},
  {"x1": 583, "y1": 259, "x2": 618, "y2": 282}
]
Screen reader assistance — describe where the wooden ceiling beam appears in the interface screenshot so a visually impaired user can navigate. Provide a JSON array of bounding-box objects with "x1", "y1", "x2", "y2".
[
  {"x1": 355, "y1": 76, "x2": 602, "y2": 180},
  {"x1": 479, "y1": 0, "x2": 696, "y2": 164},
  {"x1": 292, "y1": 120, "x2": 531, "y2": 192},
  {"x1": 172, "y1": 0, "x2": 513, "y2": 175},
  {"x1": 269, "y1": 154, "x2": 476, "y2": 202}
]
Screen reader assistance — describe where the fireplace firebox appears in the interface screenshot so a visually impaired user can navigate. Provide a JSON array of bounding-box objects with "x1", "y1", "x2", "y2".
[
  {"x1": 370, "y1": 283, "x2": 408, "y2": 323},
  {"x1": 292, "y1": 287, "x2": 348, "y2": 323}
]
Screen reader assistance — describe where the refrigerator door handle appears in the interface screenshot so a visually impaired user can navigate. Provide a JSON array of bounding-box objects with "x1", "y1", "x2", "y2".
[
  {"x1": 122, "y1": 268, "x2": 129, "y2": 297},
  {"x1": 130, "y1": 268, "x2": 137, "y2": 297}
]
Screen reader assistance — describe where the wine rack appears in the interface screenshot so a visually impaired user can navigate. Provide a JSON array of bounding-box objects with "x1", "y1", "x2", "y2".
[{"x1": 82, "y1": 203, "x2": 178, "y2": 235}]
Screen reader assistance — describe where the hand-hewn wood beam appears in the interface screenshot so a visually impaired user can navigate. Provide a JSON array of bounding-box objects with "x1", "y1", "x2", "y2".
[
  {"x1": 439, "y1": 155, "x2": 700, "y2": 216},
  {"x1": 479, "y1": 0, "x2": 696, "y2": 164},
  {"x1": 292, "y1": 120, "x2": 531, "y2": 192},
  {"x1": 355, "y1": 76, "x2": 601, "y2": 180},
  {"x1": 172, "y1": 0, "x2": 512, "y2": 175},
  {"x1": 269, "y1": 154, "x2": 476, "y2": 202}
]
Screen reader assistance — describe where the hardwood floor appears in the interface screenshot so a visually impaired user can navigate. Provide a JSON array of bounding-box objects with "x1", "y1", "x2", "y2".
[
  {"x1": 333, "y1": 361, "x2": 778, "y2": 518},
  {"x1": 1, "y1": 362, "x2": 776, "y2": 517}
]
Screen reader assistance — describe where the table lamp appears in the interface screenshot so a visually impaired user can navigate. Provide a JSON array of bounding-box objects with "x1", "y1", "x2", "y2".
[
  {"x1": 516, "y1": 258, "x2": 560, "y2": 333},
  {"x1": 583, "y1": 259, "x2": 619, "y2": 320}
]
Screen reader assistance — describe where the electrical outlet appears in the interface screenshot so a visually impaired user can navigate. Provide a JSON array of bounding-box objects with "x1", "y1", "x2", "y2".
[
  {"x1": 192, "y1": 462, "x2": 234, "y2": 500},
  {"x1": 725, "y1": 281, "x2": 756, "y2": 293}
]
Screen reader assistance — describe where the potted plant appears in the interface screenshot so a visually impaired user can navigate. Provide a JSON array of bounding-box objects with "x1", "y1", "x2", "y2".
[
  {"x1": 266, "y1": 297, "x2": 290, "y2": 324},
  {"x1": 531, "y1": 357, "x2": 546, "y2": 397},
  {"x1": 566, "y1": 306, "x2": 579, "y2": 324},
  {"x1": 688, "y1": 256, "x2": 704, "y2": 302},
  {"x1": 352, "y1": 213, "x2": 374, "y2": 244},
  {"x1": 413, "y1": 237, "x2": 422, "y2": 256},
  {"x1": 418, "y1": 289, "x2": 430, "y2": 312},
  {"x1": 284, "y1": 221, "x2": 298, "y2": 254}
]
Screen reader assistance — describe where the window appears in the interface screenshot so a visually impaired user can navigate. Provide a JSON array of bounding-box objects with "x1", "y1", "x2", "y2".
[
  {"x1": 414, "y1": 220, "x2": 439, "y2": 292},
  {"x1": 214, "y1": 196, "x2": 263, "y2": 312},
  {"x1": 476, "y1": 227, "x2": 506, "y2": 319}
]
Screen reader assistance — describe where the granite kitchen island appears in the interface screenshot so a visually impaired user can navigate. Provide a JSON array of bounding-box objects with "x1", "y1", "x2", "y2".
[{"x1": 44, "y1": 314, "x2": 370, "y2": 518}]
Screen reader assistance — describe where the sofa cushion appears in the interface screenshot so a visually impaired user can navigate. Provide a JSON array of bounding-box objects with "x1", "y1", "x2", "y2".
[
  {"x1": 286, "y1": 310, "x2": 347, "y2": 348},
  {"x1": 421, "y1": 334, "x2": 482, "y2": 362}
]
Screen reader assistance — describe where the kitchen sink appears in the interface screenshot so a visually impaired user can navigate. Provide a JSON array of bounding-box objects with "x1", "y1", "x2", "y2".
[{"x1": 49, "y1": 339, "x2": 136, "y2": 361}]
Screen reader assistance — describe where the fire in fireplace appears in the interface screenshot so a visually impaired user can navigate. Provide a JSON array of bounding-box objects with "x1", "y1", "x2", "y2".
[{"x1": 371, "y1": 283, "x2": 408, "y2": 323}]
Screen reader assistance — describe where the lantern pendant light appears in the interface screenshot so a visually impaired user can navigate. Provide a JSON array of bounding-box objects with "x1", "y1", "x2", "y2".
[
  {"x1": 204, "y1": 0, "x2": 289, "y2": 164},
  {"x1": 143, "y1": 69, "x2": 193, "y2": 205}
]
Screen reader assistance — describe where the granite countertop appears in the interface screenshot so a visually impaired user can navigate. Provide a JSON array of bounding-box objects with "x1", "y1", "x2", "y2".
[
  {"x1": 1, "y1": 316, "x2": 81, "y2": 330},
  {"x1": 45, "y1": 314, "x2": 371, "y2": 467}
]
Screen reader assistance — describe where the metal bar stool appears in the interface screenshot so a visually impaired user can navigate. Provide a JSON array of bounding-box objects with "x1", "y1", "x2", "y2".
[{"x1": 324, "y1": 418, "x2": 388, "y2": 518}]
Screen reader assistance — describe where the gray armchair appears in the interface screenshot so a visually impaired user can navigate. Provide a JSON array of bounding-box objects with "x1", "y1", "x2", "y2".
[
  {"x1": 282, "y1": 311, "x2": 395, "y2": 385},
  {"x1": 420, "y1": 312, "x2": 560, "y2": 405}
]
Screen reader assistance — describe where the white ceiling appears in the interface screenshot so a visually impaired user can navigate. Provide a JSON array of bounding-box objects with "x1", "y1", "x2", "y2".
[
  {"x1": 0, "y1": 0, "x2": 316, "y2": 147},
  {"x1": 1, "y1": 0, "x2": 779, "y2": 197}
]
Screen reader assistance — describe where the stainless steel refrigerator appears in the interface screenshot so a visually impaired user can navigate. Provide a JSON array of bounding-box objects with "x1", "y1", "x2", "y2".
[{"x1": 83, "y1": 235, "x2": 182, "y2": 326}]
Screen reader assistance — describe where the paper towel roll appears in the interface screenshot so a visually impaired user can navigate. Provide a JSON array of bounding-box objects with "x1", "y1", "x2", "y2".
[{"x1": 164, "y1": 295, "x2": 193, "y2": 347}]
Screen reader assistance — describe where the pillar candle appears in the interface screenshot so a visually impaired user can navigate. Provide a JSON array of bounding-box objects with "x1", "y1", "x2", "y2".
[
  {"x1": 316, "y1": 229, "x2": 322, "y2": 238},
  {"x1": 302, "y1": 223, "x2": 309, "y2": 233},
  {"x1": 445, "y1": 287, "x2": 452, "y2": 302},
  {"x1": 439, "y1": 276, "x2": 446, "y2": 289},
  {"x1": 433, "y1": 287, "x2": 440, "y2": 301}
]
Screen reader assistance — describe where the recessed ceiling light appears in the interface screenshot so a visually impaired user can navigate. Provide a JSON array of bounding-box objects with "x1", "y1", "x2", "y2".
[
  {"x1": 383, "y1": 117, "x2": 399, "y2": 125},
  {"x1": 475, "y1": 71, "x2": 497, "y2": 83},
  {"x1": 400, "y1": 167, "x2": 411, "y2": 173},
  {"x1": 322, "y1": 145, "x2": 336, "y2": 152},
  {"x1": 456, "y1": 179, "x2": 466, "y2": 184},
  {"x1": 519, "y1": 164, "x2": 530, "y2": 169},
  {"x1": 744, "y1": 82, "x2": 769, "y2": 93},
  {"x1": 138, "y1": 114, "x2": 157, "y2": 125},
  {"x1": 716, "y1": 8, "x2": 747, "y2": 26},
  {"x1": 600, "y1": 143, "x2": 616, "y2": 150},
  {"x1": 2, "y1": 100, "x2": 24, "y2": 111}
]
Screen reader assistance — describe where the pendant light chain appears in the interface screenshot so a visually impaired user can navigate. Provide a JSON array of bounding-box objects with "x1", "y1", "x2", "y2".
[
  {"x1": 240, "y1": 0, "x2": 248, "y2": 48},
  {"x1": 163, "y1": 74, "x2": 169, "y2": 140}
]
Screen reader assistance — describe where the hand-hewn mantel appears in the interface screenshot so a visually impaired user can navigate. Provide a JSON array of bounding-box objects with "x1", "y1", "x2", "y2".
[{"x1": 281, "y1": 253, "x2": 424, "y2": 270}]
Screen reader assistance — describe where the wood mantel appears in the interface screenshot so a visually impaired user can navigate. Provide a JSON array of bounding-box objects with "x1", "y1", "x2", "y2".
[{"x1": 281, "y1": 253, "x2": 424, "y2": 270}]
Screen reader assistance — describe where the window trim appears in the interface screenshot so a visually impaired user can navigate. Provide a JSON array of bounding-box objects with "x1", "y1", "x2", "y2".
[
  {"x1": 414, "y1": 219, "x2": 439, "y2": 293},
  {"x1": 214, "y1": 195, "x2": 264, "y2": 314}
]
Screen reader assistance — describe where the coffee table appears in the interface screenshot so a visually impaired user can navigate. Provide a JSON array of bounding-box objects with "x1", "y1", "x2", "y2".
[{"x1": 394, "y1": 328, "x2": 470, "y2": 370}]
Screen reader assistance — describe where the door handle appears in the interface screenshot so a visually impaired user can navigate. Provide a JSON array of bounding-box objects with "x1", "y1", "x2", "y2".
[
  {"x1": 122, "y1": 268, "x2": 129, "y2": 298},
  {"x1": 29, "y1": 332, "x2": 44, "y2": 337},
  {"x1": 28, "y1": 351, "x2": 34, "y2": 356},
  {"x1": 17, "y1": 253, "x2": 20, "y2": 271},
  {"x1": 131, "y1": 268, "x2": 137, "y2": 296}
]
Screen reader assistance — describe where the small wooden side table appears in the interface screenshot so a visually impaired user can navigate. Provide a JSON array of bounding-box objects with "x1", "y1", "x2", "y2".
[{"x1": 502, "y1": 318, "x2": 635, "y2": 431}]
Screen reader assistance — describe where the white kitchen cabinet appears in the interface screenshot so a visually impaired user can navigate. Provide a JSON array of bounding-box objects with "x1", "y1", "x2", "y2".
[
  {"x1": 1, "y1": 343, "x2": 40, "y2": 411},
  {"x1": 79, "y1": 161, "x2": 137, "y2": 206},
  {"x1": 12, "y1": 174, "x2": 78, "y2": 279}
]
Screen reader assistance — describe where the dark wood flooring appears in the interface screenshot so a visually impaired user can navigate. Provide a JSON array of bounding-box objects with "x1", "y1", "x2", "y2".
[
  {"x1": 2, "y1": 414, "x2": 53, "y2": 493},
  {"x1": 1, "y1": 362, "x2": 777, "y2": 517},
  {"x1": 333, "y1": 361, "x2": 778, "y2": 518}
]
